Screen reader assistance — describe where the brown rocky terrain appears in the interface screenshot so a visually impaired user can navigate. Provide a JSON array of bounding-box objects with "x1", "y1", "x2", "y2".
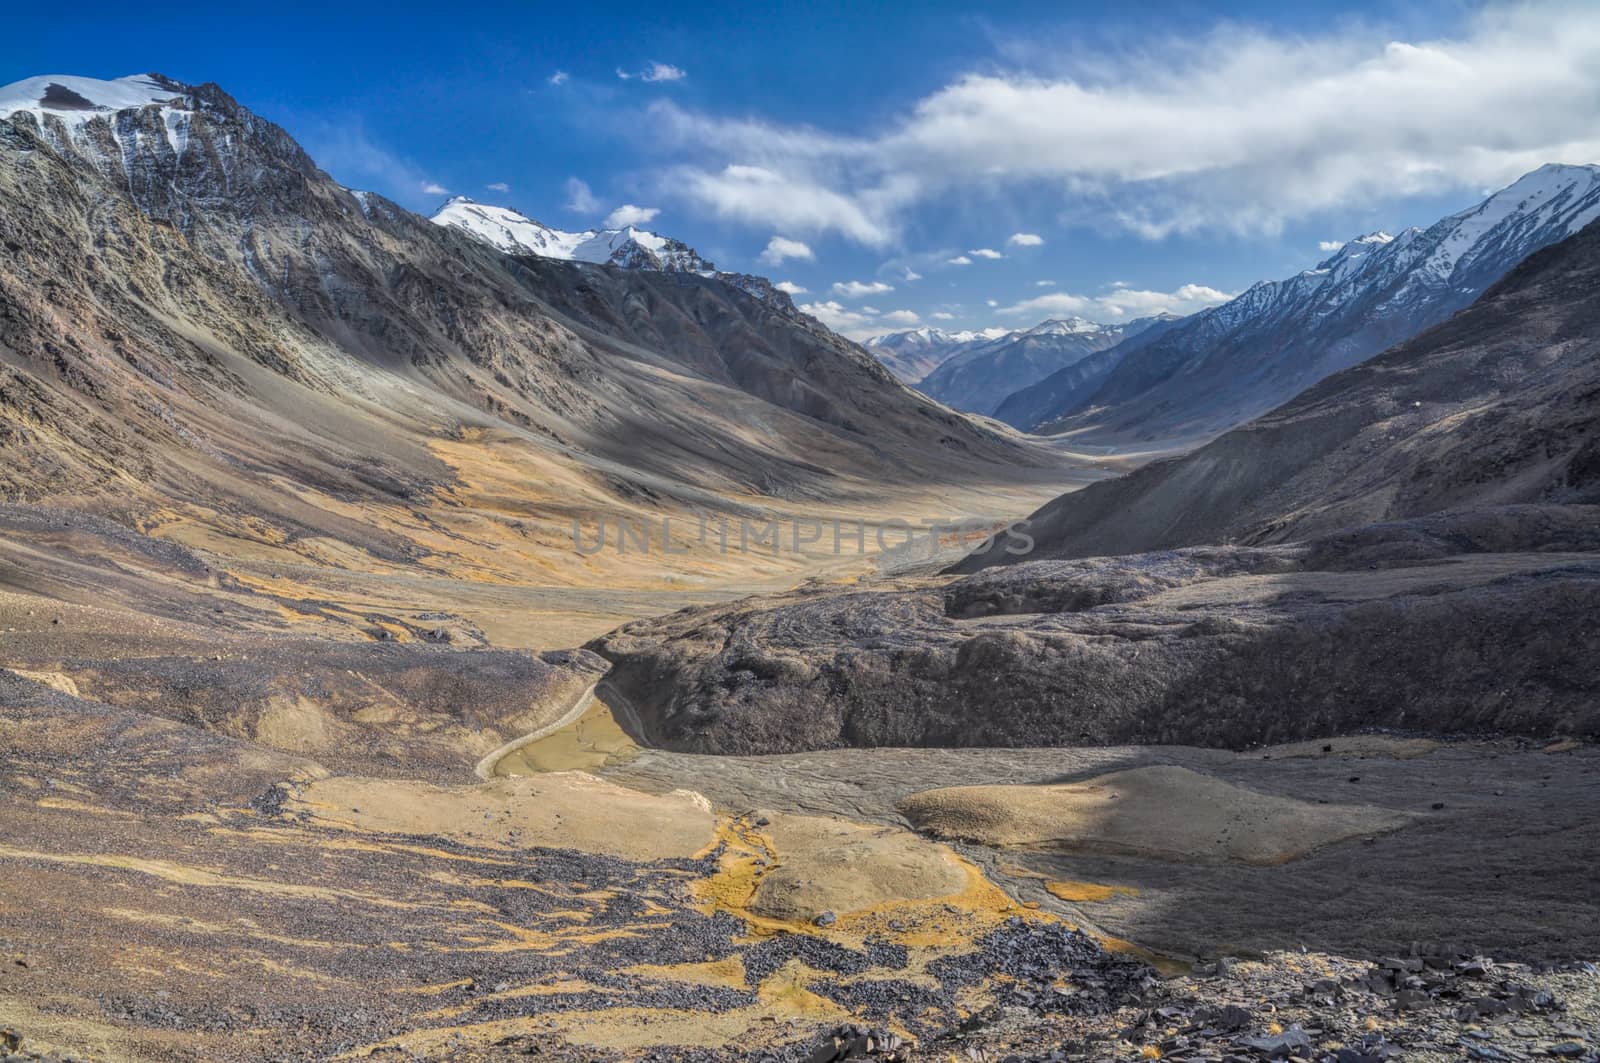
[
  {"x1": 2, "y1": 74, "x2": 1598, "y2": 1063},
  {"x1": 593, "y1": 506, "x2": 1600, "y2": 755}
]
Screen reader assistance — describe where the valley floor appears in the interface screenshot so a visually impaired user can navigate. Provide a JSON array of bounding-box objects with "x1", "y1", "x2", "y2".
[{"x1": 1, "y1": 494, "x2": 1597, "y2": 1062}]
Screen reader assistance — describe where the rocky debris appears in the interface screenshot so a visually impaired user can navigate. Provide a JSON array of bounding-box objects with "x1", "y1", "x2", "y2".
[
  {"x1": 0, "y1": 1029, "x2": 87, "y2": 1063},
  {"x1": 806, "y1": 1026, "x2": 912, "y2": 1062},
  {"x1": 911, "y1": 949, "x2": 1600, "y2": 1063}
]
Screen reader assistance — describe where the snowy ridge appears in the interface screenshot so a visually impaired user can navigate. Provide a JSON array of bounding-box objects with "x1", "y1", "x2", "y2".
[
  {"x1": 0, "y1": 73, "x2": 192, "y2": 154},
  {"x1": 1017, "y1": 162, "x2": 1600, "y2": 439},
  {"x1": 430, "y1": 197, "x2": 715, "y2": 273}
]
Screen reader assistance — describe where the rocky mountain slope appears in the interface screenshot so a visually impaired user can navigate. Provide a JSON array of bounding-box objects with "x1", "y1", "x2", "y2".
[
  {"x1": 1016, "y1": 165, "x2": 1600, "y2": 445},
  {"x1": 0, "y1": 72, "x2": 1050, "y2": 644},
  {"x1": 918, "y1": 317, "x2": 1171, "y2": 416},
  {"x1": 954, "y1": 211, "x2": 1600, "y2": 569},
  {"x1": 864, "y1": 325, "x2": 1012, "y2": 383}
]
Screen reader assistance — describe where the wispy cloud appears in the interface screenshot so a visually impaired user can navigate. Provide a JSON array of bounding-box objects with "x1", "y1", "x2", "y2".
[
  {"x1": 422, "y1": 181, "x2": 448, "y2": 196},
  {"x1": 603, "y1": 204, "x2": 660, "y2": 228},
  {"x1": 946, "y1": 255, "x2": 972, "y2": 266},
  {"x1": 758, "y1": 236, "x2": 815, "y2": 266},
  {"x1": 1000, "y1": 282, "x2": 1233, "y2": 321},
  {"x1": 620, "y1": 62, "x2": 687, "y2": 83},
  {"x1": 832, "y1": 279, "x2": 895, "y2": 298},
  {"x1": 565, "y1": 177, "x2": 601, "y2": 213},
  {"x1": 650, "y1": 4, "x2": 1600, "y2": 242},
  {"x1": 549, "y1": 71, "x2": 570, "y2": 86},
  {"x1": 487, "y1": 181, "x2": 510, "y2": 193}
]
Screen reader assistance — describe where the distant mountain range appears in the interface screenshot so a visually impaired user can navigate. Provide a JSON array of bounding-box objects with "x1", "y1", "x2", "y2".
[
  {"x1": 862, "y1": 326, "x2": 1011, "y2": 384},
  {"x1": 995, "y1": 163, "x2": 1600, "y2": 446},
  {"x1": 956, "y1": 206, "x2": 1600, "y2": 570},
  {"x1": 866, "y1": 316, "x2": 1178, "y2": 415}
]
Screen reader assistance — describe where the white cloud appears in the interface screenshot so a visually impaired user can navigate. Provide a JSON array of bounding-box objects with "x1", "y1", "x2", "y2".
[
  {"x1": 641, "y1": 62, "x2": 687, "y2": 83},
  {"x1": 969, "y1": 248, "x2": 1003, "y2": 259},
  {"x1": 1319, "y1": 239, "x2": 1346, "y2": 251},
  {"x1": 615, "y1": 67, "x2": 633, "y2": 81},
  {"x1": 603, "y1": 204, "x2": 661, "y2": 228},
  {"x1": 799, "y1": 300, "x2": 921, "y2": 340},
  {"x1": 775, "y1": 280, "x2": 809, "y2": 294},
  {"x1": 675, "y1": 163, "x2": 897, "y2": 246},
  {"x1": 422, "y1": 181, "x2": 448, "y2": 195},
  {"x1": 565, "y1": 177, "x2": 601, "y2": 214},
  {"x1": 758, "y1": 236, "x2": 815, "y2": 266},
  {"x1": 649, "y1": 5, "x2": 1600, "y2": 241},
  {"x1": 946, "y1": 255, "x2": 973, "y2": 266},
  {"x1": 986, "y1": 299, "x2": 999, "y2": 307},
  {"x1": 931, "y1": 311, "x2": 956, "y2": 320},
  {"x1": 1008, "y1": 232, "x2": 1045, "y2": 246},
  {"x1": 1001, "y1": 282, "x2": 1234, "y2": 321},
  {"x1": 902, "y1": 268, "x2": 923, "y2": 282},
  {"x1": 549, "y1": 71, "x2": 570, "y2": 86},
  {"x1": 1035, "y1": 279, "x2": 1056, "y2": 287},
  {"x1": 487, "y1": 181, "x2": 510, "y2": 193},
  {"x1": 831, "y1": 280, "x2": 894, "y2": 298}
]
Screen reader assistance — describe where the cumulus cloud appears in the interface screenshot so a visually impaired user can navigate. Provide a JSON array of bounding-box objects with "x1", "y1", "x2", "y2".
[
  {"x1": 946, "y1": 255, "x2": 973, "y2": 266},
  {"x1": 832, "y1": 280, "x2": 895, "y2": 298},
  {"x1": 487, "y1": 181, "x2": 510, "y2": 193},
  {"x1": 641, "y1": 62, "x2": 687, "y2": 83},
  {"x1": 1008, "y1": 232, "x2": 1045, "y2": 246},
  {"x1": 604, "y1": 204, "x2": 661, "y2": 228},
  {"x1": 1319, "y1": 240, "x2": 1346, "y2": 251},
  {"x1": 775, "y1": 280, "x2": 809, "y2": 294},
  {"x1": 759, "y1": 236, "x2": 815, "y2": 266},
  {"x1": 650, "y1": 4, "x2": 1600, "y2": 241},
  {"x1": 969, "y1": 248, "x2": 1003, "y2": 259},
  {"x1": 800, "y1": 300, "x2": 923, "y2": 340},
  {"x1": 1001, "y1": 282, "x2": 1234, "y2": 321},
  {"x1": 565, "y1": 177, "x2": 601, "y2": 214},
  {"x1": 549, "y1": 71, "x2": 570, "y2": 86},
  {"x1": 422, "y1": 181, "x2": 448, "y2": 195}
]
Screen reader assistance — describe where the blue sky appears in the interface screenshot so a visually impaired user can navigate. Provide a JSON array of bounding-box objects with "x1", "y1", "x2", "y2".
[{"x1": 7, "y1": 1, "x2": 1599, "y2": 338}]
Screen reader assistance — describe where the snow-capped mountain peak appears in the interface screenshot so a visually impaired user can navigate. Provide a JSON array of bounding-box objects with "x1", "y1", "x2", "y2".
[
  {"x1": 1025, "y1": 316, "x2": 1103, "y2": 337},
  {"x1": 1014, "y1": 161, "x2": 1600, "y2": 442},
  {"x1": 0, "y1": 73, "x2": 187, "y2": 127},
  {"x1": 0, "y1": 73, "x2": 197, "y2": 155},
  {"x1": 430, "y1": 197, "x2": 715, "y2": 273}
]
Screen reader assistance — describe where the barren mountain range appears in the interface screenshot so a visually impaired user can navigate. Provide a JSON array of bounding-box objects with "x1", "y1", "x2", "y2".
[{"x1": 1, "y1": 69, "x2": 1598, "y2": 1063}]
